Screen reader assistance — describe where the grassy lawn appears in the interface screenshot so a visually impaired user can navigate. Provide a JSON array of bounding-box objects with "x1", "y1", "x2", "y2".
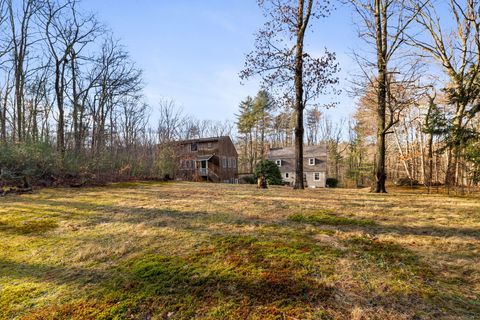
[{"x1": 1, "y1": 182, "x2": 479, "y2": 319}]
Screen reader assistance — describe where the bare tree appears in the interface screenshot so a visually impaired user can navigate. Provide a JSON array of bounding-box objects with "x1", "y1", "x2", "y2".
[
  {"x1": 319, "y1": 115, "x2": 346, "y2": 179},
  {"x1": 87, "y1": 37, "x2": 142, "y2": 153},
  {"x1": 41, "y1": 0, "x2": 100, "y2": 155},
  {"x1": 0, "y1": 71, "x2": 13, "y2": 144},
  {"x1": 348, "y1": 0, "x2": 426, "y2": 192},
  {"x1": 118, "y1": 96, "x2": 149, "y2": 150},
  {"x1": 157, "y1": 98, "x2": 186, "y2": 144},
  {"x1": 411, "y1": 0, "x2": 480, "y2": 187},
  {"x1": 8, "y1": 0, "x2": 41, "y2": 142},
  {"x1": 241, "y1": 0, "x2": 339, "y2": 189}
]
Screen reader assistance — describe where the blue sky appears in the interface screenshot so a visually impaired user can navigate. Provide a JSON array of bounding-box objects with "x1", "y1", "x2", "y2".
[{"x1": 80, "y1": 0, "x2": 362, "y2": 124}]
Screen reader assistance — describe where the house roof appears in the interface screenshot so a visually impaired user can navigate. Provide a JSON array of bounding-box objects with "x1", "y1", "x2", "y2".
[
  {"x1": 177, "y1": 136, "x2": 230, "y2": 145},
  {"x1": 268, "y1": 144, "x2": 327, "y2": 159},
  {"x1": 197, "y1": 155, "x2": 214, "y2": 161},
  {"x1": 176, "y1": 136, "x2": 238, "y2": 157}
]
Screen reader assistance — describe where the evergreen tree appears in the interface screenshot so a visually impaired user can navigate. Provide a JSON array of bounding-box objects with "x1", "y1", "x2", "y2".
[
  {"x1": 253, "y1": 90, "x2": 275, "y2": 159},
  {"x1": 236, "y1": 96, "x2": 256, "y2": 172}
]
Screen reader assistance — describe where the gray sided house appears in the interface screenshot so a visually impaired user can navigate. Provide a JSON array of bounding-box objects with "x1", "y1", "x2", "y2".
[
  {"x1": 176, "y1": 136, "x2": 238, "y2": 183},
  {"x1": 268, "y1": 144, "x2": 327, "y2": 188}
]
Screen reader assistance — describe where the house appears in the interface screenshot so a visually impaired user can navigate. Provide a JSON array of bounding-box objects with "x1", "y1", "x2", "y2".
[
  {"x1": 176, "y1": 136, "x2": 238, "y2": 183},
  {"x1": 268, "y1": 144, "x2": 327, "y2": 187}
]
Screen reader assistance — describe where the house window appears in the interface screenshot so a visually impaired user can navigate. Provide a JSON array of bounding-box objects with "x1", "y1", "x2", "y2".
[
  {"x1": 207, "y1": 142, "x2": 212, "y2": 149},
  {"x1": 314, "y1": 172, "x2": 321, "y2": 181},
  {"x1": 191, "y1": 143, "x2": 198, "y2": 151},
  {"x1": 275, "y1": 160, "x2": 282, "y2": 167},
  {"x1": 232, "y1": 158, "x2": 236, "y2": 168},
  {"x1": 285, "y1": 172, "x2": 289, "y2": 178},
  {"x1": 309, "y1": 158, "x2": 315, "y2": 165}
]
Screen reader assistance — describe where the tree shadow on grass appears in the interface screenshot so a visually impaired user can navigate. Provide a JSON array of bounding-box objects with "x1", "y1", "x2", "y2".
[
  {"x1": 1, "y1": 234, "x2": 338, "y2": 319},
  {"x1": 118, "y1": 234, "x2": 340, "y2": 318},
  {"x1": 2, "y1": 223, "x2": 478, "y2": 319},
  {"x1": 2, "y1": 193, "x2": 479, "y2": 318},
  {"x1": 3, "y1": 198, "x2": 269, "y2": 235},
  {"x1": 0, "y1": 219, "x2": 58, "y2": 235},
  {"x1": 4, "y1": 195, "x2": 480, "y2": 242},
  {"x1": 28, "y1": 197, "x2": 480, "y2": 240},
  {"x1": 342, "y1": 236, "x2": 480, "y2": 318},
  {"x1": 0, "y1": 258, "x2": 110, "y2": 286},
  {"x1": 288, "y1": 212, "x2": 480, "y2": 239}
]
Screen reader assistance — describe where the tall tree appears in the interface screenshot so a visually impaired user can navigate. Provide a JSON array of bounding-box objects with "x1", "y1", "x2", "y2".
[
  {"x1": 41, "y1": 0, "x2": 99, "y2": 155},
  {"x1": 253, "y1": 90, "x2": 275, "y2": 159},
  {"x1": 422, "y1": 91, "x2": 446, "y2": 191},
  {"x1": 87, "y1": 37, "x2": 142, "y2": 154},
  {"x1": 349, "y1": 0, "x2": 425, "y2": 192},
  {"x1": 8, "y1": 0, "x2": 40, "y2": 142},
  {"x1": 306, "y1": 106, "x2": 321, "y2": 145},
  {"x1": 241, "y1": 0, "x2": 339, "y2": 189},
  {"x1": 237, "y1": 96, "x2": 256, "y2": 173},
  {"x1": 411, "y1": 0, "x2": 480, "y2": 187}
]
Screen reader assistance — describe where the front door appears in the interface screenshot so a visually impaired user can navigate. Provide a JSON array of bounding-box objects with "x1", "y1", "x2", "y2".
[{"x1": 198, "y1": 160, "x2": 208, "y2": 176}]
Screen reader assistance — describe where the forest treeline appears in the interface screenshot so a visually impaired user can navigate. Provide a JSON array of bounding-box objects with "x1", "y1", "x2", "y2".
[
  {"x1": 0, "y1": 0, "x2": 150, "y2": 186},
  {"x1": 237, "y1": 0, "x2": 480, "y2": 192},
  {"x1": 0, "y1": 0, "x2": 237, "y2": 188},
  {"x1": 1, "y1": 0, "x2": 479, "y2": 192},
  {"x1": 236, "y1": 88, "x2": 480, "y2": 191}
]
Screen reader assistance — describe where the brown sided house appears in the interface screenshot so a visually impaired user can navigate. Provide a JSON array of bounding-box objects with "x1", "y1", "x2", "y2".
[
  {"x1": 176, "y1": 136, "x2": 238, "y2": 183},
  {"x1": 268, "y1": 144, "x2": 327, "y2": 187}
]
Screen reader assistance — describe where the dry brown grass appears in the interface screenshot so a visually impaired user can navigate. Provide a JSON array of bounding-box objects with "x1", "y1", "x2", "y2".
[{"x1": 0, "y1": 181, "x2": 479, "y2": 319}]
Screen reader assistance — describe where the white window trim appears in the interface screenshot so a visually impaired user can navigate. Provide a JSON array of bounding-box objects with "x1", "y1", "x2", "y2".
[
  {"x1": 314, "y1": 172, "x2": 321, "y2": 181},
  {"x1": 309, "y1": 158, "x2": 315, "y2": 165},
  {"x1": 276, "y1": 160, "x2": 282, "y2": 167}
]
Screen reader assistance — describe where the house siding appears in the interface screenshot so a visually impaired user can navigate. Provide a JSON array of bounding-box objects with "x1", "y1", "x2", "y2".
[
  {"x1": 175, "y1": 136, "x2": 238, "y2": 183},
  {"x1": 268, "y1": 144, "x2": 327, "y2": 188}
]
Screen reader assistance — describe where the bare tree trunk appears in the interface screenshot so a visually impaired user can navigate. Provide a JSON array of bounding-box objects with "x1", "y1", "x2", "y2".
[
  {"x1": 418, "y1": 124, "x2": 426, "y2": 185},
  {"x1": 393, "y1": 128, "x2": 412, "y2": 180},
  {"x1": 427, "y1": 133, "x2": 433, "y2": 192},
  {"x1": 293, "y1": 0, "x2": 312, "y2": 190},
  {"x1": 9, "y1": 0, "x2": 34, "y2": 142},
  {"x1": 0, "y1": 82, "x2": 12, "y2": 144},
  {"x1": 71, "y1": 51, "x2": 81, "y2": 153},
  {"x1": 55, "y1": 61, "x2": 66, "y2": 155},
  {"x1": 0, "y1": 92, "x2": 5, "y2": 143},
  {"x1": 374, "y1": 0, "x2": 387, "y2": 193}
]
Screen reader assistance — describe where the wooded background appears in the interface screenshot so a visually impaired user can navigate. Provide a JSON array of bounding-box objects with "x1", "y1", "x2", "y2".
[{"x1": 1, "y1": 0, "x2": 479, "y2": 193}]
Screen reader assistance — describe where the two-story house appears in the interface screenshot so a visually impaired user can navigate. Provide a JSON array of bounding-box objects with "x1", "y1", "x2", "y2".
[
  {"x1": 268, "y1": 144, "x2": 327, "y2": 187},
  {"x1": 176, "y1": 136, "x2": 238, "y2": 183}
]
